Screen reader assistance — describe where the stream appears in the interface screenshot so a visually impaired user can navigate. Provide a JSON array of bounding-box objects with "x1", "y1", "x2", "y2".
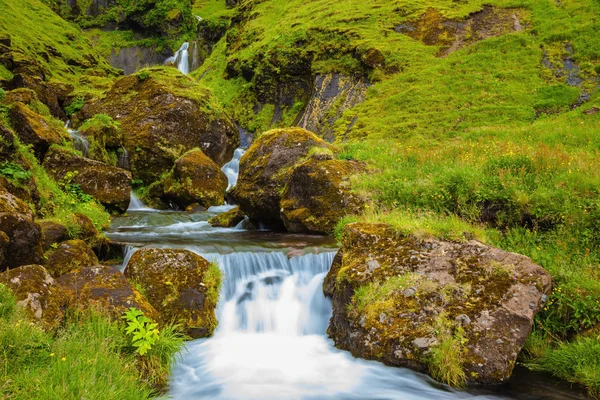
[{"x1": 105, "y1": 153, "x2": 588, "y2": 400}]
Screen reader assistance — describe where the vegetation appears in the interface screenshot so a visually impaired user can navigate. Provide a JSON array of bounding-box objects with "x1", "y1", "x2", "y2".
[{"x1": 0, "y1": 284, "x2": 185, "y2": 399}]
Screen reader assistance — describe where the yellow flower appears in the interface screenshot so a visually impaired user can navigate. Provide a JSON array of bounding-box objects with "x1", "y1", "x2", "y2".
[
  {"x1": 61, "y1": 357, "x2": 66, "y2": 361},
  {"x1": 50, "y1": 353, "x2": 55, "y2": 357}
]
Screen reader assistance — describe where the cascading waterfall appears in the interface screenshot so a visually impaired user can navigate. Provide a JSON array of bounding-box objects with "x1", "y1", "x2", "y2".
[
  {"x1": 64, "y1": 120, "x2": 89, "y2": 157},
  {"x1": 127, "y1": 191, "x2": 155, "y2": 212},
  {"x1": 191, "y1": 41, "x2": 200, "y2": 72},
  {"x1": 118, "y1": 147, "x2": 130, "y2": 170},
  {"x1": 165, "y1": 42, "x2": 190, "y2": 74},
  {"x1": 221, "y1": 148, "x2": 246, "y2": 190}
]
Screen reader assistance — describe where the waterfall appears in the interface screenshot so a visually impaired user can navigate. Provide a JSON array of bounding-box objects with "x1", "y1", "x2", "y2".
[
  {"x1": 119, "y1": 245, "x2": 137, "y2": 272},
  {"x1": 127, "y1": 191, "x2": 155, "y2": 212},
  {"x1": 165, "y1": 42, "x2": 190, "y2": 74},
  {"x1": 118, "y1": 147, "x2": 130, "y2": 170},
  {"x1": 191, "y1": 41, "x2": 200, "y2": 72},
  {"x1": 67, "y1": 129, "x2": 89, "y2": 158},
  {"x1": 221, "y1": 148, "x2": 246, "y2": 190}
]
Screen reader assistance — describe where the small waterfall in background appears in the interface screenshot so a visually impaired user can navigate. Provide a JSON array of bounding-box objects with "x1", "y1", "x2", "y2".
[
  {"x1": 127, "y1": 191, "x2": 155, "y2": 212},
  {"x1": 119, "y1": 245, "x2": 137, "y2": 272},
  {"x1": 64, "y1": 120, "x2": 89, "y2": 158},
  {"x1": 221, "y1": 148, "x2": 246, "y2": 190},
  {"x1": 191, "y1": 41, "x2": 200, "y2": 72},
  {"x1": 118, "y1": 147, "x2": 130, "y2": 170},
  {"x1": 165, "y1": 42, "x2": 190, "y2": 74}
]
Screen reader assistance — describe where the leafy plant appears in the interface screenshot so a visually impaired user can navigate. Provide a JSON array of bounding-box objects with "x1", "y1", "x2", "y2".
[
  {"x1": 65, "y1": 96, "x2": 84, "y2": 117},
  {"x1": 122, "y1": 308, "x2": 160, "y2": 356},
  {"x1": 0, "y1": 162, "x2": 32, "y2": 182},
  {"x1": 0, "y1": 88, "x2": 5, "y2": 102}
]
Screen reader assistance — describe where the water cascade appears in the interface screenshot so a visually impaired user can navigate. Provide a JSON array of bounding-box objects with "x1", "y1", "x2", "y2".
[
  {"x1": 118, "y1": 147, "x2": 130, "y2": 170},
  {"x1": 165, "y1": 42, "x2": 190, "y2": 74},
  {"x1": 221, "y1": 148, "x2": 246, "y2": 190},
  {"x1": 127, "y1": 191, "x2": 156, "y2": 212}
]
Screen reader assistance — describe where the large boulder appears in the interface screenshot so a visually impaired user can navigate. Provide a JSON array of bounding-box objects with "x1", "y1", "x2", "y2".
[
  {"x1": 161, "y1": 149, "x2": 228, "y2": 209},
  {"x1": 76, "y1": 68, "x2": 238, "y2": 185},
  {"x1": 56, "y1": 265, "x2": 158, "y2": 321},
  {"x1": 0, "y1": 264, "x2": 66, "y2": 329},
  {"x1": 8, "y1": 102, "x2": 66, "y2": 159},
  {"x1": 124, "y1": 248, "x2": 222, "y2": 338},
  {"x1": 39, "y1": 220, "x2": 69, "y2": 251},
  {"x1": 45, "y1": 239, "x2": 99, "y2": 278},
  {"x1": 280, "y1": 154, "x2": 366, "y2": 234},
  {"x1": 231, "y1": 128, "x2": 334, "y2": 225},
  {"x1": 0, "y1": 231, "x2": 8, "y2": 267},
  {"x1": 77, "y1": 114, "x2": 125, "y2": 166},
  {"x1": 324, "y1": 222, "x2": 552, "y2": 386},
  {"x1": 208, "y1": 206, "x2": 245, "y2": 228},
  {"x1": 42, "y1": 146, "x2": 132, "y2": 213},
  {"x1": 0, "y1": 190, "x2": 43, "y2": 270}
]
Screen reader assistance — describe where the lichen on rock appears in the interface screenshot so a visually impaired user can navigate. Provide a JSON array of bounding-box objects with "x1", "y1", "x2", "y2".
[
  {"x1": 45, "y1": 239, "x2": 99, "y2": 278},
  {"x1": 324, "y1": 222, "x2": 552, "y2": 386}
]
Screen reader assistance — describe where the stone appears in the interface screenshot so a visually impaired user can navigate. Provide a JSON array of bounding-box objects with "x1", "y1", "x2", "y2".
[
  {"x1": 124, "y1": 248, "x2": 221, "y2": 338},
  {"x1": 45, "y1": 239, "x2": 99, "y2": 278},
  {"x1": 161, "y1": 149, "x2": 228, "y2": 209},
  {"x1": 208, "y1": 206, "x2": 245, "y2": 228},
  {"x1": 42, "y1": 146, "x2": 132, "y2": 213},
  {"x1": 56, "y1": 265, "x2": 158, "y2": 321},
  {"x1": 231, "y1": 127, "x2": 334, "y2": 225},
  {"x1": 0, "y1": 190, "x2": 43, "y2": 270},
  {"x1": 0, "y1": 264, "x2": 66, "y2": 329},
  {"x1": 324, "y1": 222, "x2": 552, "y2": 385},
  {"x1": 39, "y1": 220, "x2": 69, "y2": 251},
  {"x1": 8, "y1": 102, "x2": 65, "y2": 159}
]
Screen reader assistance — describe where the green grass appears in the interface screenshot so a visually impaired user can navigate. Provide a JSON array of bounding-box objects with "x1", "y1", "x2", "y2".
[{"x1": 0, "y1": 284, "x2": 185, "y2": 399}]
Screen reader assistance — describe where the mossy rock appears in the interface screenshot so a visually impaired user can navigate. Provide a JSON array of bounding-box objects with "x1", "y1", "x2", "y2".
[
  {"x1": 325, "y1": 222, "x2": 552, "y2": 386},
  {"x1": 0, "y1": 189, "x2": 43, "y2": 270},
  {"x1": 45, "y1": 239, "x2": 99, "y2": 278},
  {"x1": 76, "y1": 68, "x2": 238, "y2": 186},
  {"x1": 42, "y1": 146, "x2": 132, "y2": 213},
  {"x1": 124, "y1": 248, "x2": 221, "y2": 338},
  {"x1": 0, "y1": 264, "x2": 67, "y2": 329},
  {"x1": 0, "y1": 231, "x2": 8, "y2": 267},
  {"x1": 208, "y1": 206, "x2": 245, "y2": 228},
  {"x1": 8, "y1": 102, "x2": 65, "y2": 160},
  {"x1": 56, "y1": 265, "x2": 158, "y2": 321},
  {"x1": 280, "y1": 155, "x2": 365, "y2": 234},
  {"x1": 161, "y1": 149, "x2": 228, "y2": 209},
  {"x1": 78, "y1": 115, "x2": 125, "y2": 166},
  {"x1": 39, "y1": 220, "x2": 69, "y2": 251},
  {"x1": 231, "y1": 127, "x2": 334, "y2": 225},
  {"x1": 72, "y1": 213, "x2": 99, "y2": 240}
]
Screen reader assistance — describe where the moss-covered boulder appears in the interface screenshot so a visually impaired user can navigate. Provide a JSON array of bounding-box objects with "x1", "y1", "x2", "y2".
[
  {"x1": 45, "y1": 239, "x2": 99, "y2": 278},
  {"x1": 8, "y1": 102, "x2": 65, "y2": 160},
  {"x1": 124, "y1": 248, "x2": 222, "y2": 338},
  {"x1": 280, "y1": 154, "x2": 366, "y2": 234},
  {"x1": 231, "y1": 128, "x2": 334, "y2": 225},
  {"x1": 42, "y1": 146, "x2": 132, "y2": 213},
  {"x1": 324, "y1": 222, "x2": 552, "y2": 386},
  {"x1": 77, "y1": 68, "x2": 238, "y2": 186},
  {"x1": 161, "y1": 149, "x2": 228, "y2": 209},
  {"x1": 39, "y1": 220, "x2": 69, "y2": 251},
  {"x1": 0, "y1": 264, "x2": 67, "y2": 329},
  {"x1": 0, "y1": 231, "x2": 8, "y2": 267},
  {"x1": 208, "y1": 206, "x2": 245, "y2": 228},
  {"x1": 78, "y1": 114, "x2": 125, "y2": 166},
  {"x1": 73, "y1": 213, "x2": 99, "y2": 240},
  {"x1": 56, "y1": 265, "x2": 158, "y2": 321},
  {"x1": 0, "y1": 190, "x2": 43, "y2": 270}
]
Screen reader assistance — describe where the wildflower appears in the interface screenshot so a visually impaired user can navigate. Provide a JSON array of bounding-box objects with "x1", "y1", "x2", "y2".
[
  {"x1": 50, "y1": 353, "x2": 55, "y2": 357},
  {"x1": 61, "y1": 357, "x2": 66, "y2": 361}
]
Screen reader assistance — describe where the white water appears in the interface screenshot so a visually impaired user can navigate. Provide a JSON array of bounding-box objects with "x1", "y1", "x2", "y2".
[
  {"x1": 118, "y1": 147, "x2": 130, "y2": 170},
  {"x1": 221, "y1": 148, "x2": 246, "y2": 190},
  {"x1": 67, "y1": 129, "x2": 89, "y2": 157},
  {"x1": 127, "y1": 191, "x2": 157, "y2": 212},
  {"x1": 169, "y1": 251, "x2": 502, "y2": 400},
  {"x1": 165, "y1": 42, "x2": 190, "y2": 74}
]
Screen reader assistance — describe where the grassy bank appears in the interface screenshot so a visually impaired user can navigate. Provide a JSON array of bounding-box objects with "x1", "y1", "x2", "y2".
[{"x1": 0, "y1": 284, "x2": 184, "y2": 399}]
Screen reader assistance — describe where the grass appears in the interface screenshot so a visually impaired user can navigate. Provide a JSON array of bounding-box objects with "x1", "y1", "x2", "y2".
[{"x1": 0, "y1": 283, "x2": 185, "y2": 399}]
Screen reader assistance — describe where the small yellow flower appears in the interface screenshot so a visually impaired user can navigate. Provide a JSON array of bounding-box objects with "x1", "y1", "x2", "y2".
[
  {"x1": 61, "y1": 357, "x2": 66, "y2": 361},
  {"x1": 50, "y1": 353, "x2": 55, "y2": 357}
]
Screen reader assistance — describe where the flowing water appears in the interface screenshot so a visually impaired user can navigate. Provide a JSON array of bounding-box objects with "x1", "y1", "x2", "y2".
[
  {"x1": 106, "y1": 154, "x2": 587, "y2": 400},
  {"x1": 165, "y1": 42, "x2": 190, "y2": 74},
  {"x1": 222, "y1": 148, "x2": 246, "y2": 190}
]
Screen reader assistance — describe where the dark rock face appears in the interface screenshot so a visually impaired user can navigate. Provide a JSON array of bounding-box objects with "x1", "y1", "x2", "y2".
[
  {"x1": 297, "y1": 74, "x2": 370, "y2": 141},
  {"x1": 0, "y1": 190, "x2": 43, "y2": 270},
  {"x1": 76, "y1": 68, "x2": 239, "y2": 186},
  {"x1": 56, "y1": 265, "x2": 158, "y2": 320},
  {"x1": 109, "y1": 45, "x2": 172, "y2": 75},
  {"x1": 161, "y1": 149, "x2": 228, "y2": 209},
  {"x1": 39, "y1": 220, "x2": 70, "y2": 251},
  {"x1": 325, "y1": 222, "x2": 552, "y2": 385},
  {"x1": 280, "y1": 155, "x2": 365, "y2": 234},
  {"x1": 0, "y1": 264, "x2": 67, "y2": 329},
  {"x1": 45, "y1": 239, "x2": 99, "y2": 278},
  {"x1": 42, "y1": 146, "x2": 132, "y2": 213},
  {"x1": 231, "y1": 127, "x2": 334, "y2": 225},
  {"x1": 8, "y1": 102, "x2": 65, "y2": 160},
  {"x1": 124, "y1": 248, "x2": 221, "y2": 338},
  {"x1": 395, "y1": 6, "x2": 525, "y2": 57}
]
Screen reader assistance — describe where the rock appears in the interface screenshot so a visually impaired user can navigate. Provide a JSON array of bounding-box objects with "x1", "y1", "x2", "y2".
[
  {"x1": 45, "y1": 239, "x2": 99, "y2": 278},
  {"x1": 78, "y1": 115, "x2": 125, "y2": 165},
  {"x1": 56, "y1": 265, "x2": 158, "y2": 321},
  {"x1": 0, "y1": 190, "x2": 43, "y2": 270},
  {"x1": 208, "y1": 206, "x2": 245, "y2": 228},
  {"x1": 76, "y1": 68, "x2": 238, "y2": 185},
  {"x1": 8, "y1": 75, "x2": 73, "y2": 119},
  {"x1": 0, "y1": 264, "x2": 66, "y2": 328},
  {"x1": 73, "y1": 213, "x2": 99, "y2": 240},
  {"x1": 280, "y1": 155, "x2": 365, "y2": 234},
  {"x1": 8, "y1": 102, "x2": 65, "y2": 159},
  {"x1": 39, "y1": 220, "x2": 69, "y2": 251},
  {"x1": 161, "y1": 149, "x2": 228, "y2": 209},
  {"x1": 42, "y1": 146, "x2": 132, "y2": 213},
  {"x1": 231, "y1": 128, "x2": 334, "y2": 225},
  {"x1": 324, "y1": 222, "x2": 552, "y2": 385},
  {"x1": 124, "y1": 248, "x2": 222, "y2": 338},
  {"x1": 0, "y1": 231, "x2": 8, "y2": 266}
]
